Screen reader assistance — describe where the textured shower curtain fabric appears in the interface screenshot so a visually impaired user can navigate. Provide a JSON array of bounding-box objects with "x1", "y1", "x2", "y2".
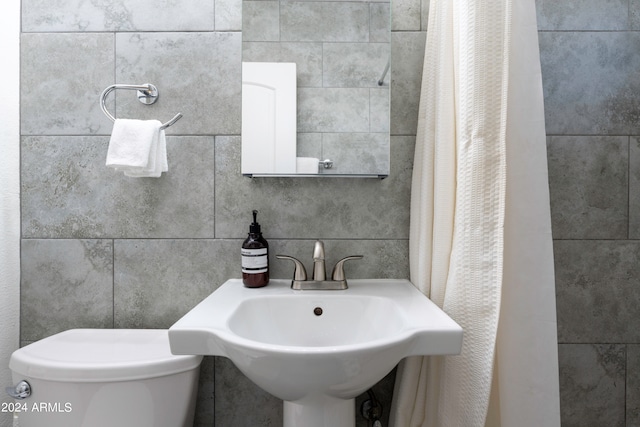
[{"x1": 389, "y1": 0, "x2": 561, "y2": 426}]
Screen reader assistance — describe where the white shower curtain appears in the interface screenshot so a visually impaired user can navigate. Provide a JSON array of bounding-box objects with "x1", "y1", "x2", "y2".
[{"x1": 389, "y1": 0, "x2": 561, "y2": 425}]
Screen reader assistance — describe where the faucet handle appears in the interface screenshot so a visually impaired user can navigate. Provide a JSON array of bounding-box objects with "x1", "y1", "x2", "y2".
[
  {"x1": 331, "y1": 255, "x2": 363, "y2": 281},
  {"x1": 276, "y1": 255, "x2": 308, "y2": 281}
]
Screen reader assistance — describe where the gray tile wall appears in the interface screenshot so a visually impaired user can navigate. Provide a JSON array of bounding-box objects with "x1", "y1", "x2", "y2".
[
  {"x1": 539, "y1": 0, "x2": 640, "y2": 425},
  {"x1": 19, "y1": 0, "x2": 422, "y2": 425},
  {"x1": 21, "y1": 0, "x2": 633, "y2": 425}
]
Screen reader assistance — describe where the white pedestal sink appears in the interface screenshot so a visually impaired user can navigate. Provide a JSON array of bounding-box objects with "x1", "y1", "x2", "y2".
[{"x1": 169, "y1": 279, "x2": 462, "y2": 427}]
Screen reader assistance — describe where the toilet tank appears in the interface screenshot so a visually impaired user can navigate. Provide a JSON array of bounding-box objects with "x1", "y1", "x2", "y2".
[{"x1": 8, "y1": 329, "x2": 203, "y2": 427}]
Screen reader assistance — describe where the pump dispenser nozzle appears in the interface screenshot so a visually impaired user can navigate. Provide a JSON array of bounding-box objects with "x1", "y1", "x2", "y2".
[{"x1": 250, "y1": 210, "x2": 261, "y2": 234}]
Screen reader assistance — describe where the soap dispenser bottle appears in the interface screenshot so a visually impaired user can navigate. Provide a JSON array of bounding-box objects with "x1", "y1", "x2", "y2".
[{"x1": 241, "y1": 210, "x2": 269, "y2": 288}]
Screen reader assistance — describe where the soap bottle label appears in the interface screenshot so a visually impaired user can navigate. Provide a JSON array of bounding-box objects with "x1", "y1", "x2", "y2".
[{"x1": 242, "y1": 248, "x2": 268, "y2": 274}]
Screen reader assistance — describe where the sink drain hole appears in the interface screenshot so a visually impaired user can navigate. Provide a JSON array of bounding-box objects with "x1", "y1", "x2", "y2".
[{"x1": 313, "y1": 307, "x2": 323, "y2": 316}]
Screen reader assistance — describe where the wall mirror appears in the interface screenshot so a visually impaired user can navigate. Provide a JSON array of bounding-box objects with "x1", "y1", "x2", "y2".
[{"x1": 241, "y1": 0, "x2": 391, "y2": 178}]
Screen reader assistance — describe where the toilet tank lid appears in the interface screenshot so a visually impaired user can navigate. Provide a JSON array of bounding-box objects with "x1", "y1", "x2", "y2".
[{"x1": 10, "y1": 329, "x2": 203, "y2": 382}]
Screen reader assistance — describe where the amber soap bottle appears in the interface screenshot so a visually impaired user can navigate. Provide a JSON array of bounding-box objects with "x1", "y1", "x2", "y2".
[{"x1": 241, "y1": 210, "x2": 269, "y2": 288}]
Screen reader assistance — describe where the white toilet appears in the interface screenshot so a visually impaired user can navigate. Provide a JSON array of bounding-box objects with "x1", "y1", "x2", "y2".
[{"x1": 8, "y1": 329, "x2": 203, "y2": 427}]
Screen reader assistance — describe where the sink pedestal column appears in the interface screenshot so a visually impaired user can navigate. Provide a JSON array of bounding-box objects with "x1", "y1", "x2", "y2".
[{"x1": 283, "y1": 395, "x2": 355, "y2": 427}]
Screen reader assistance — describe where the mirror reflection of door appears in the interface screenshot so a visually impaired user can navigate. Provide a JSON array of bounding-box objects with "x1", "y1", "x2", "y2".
[{"x1": 242, "y1": 62, "x2": 297, "y2": 175}]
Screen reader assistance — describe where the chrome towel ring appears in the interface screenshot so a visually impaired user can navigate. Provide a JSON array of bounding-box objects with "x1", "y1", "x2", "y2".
[{"x1": 100, "y1": 83, "x2": 183, "y2": 130}]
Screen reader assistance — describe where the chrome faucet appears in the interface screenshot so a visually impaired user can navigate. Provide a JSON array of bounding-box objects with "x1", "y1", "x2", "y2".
[
  {"x1": 312, "y1": 240, "x2": 326, "y2": 281},
  {"x1": 276, "y1": 240, "x2": 363, "y2": 290}
]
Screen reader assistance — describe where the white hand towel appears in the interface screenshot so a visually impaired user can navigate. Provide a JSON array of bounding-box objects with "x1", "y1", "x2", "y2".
[
  {"x1": 296, "y1": 157, "x2": 319, "y2": 174},
  {"x1": 106, "y1": 119, "x2": 168, "y2": 178},
  {"x1": 124, "y1": 130, "x2": 168, "y2": 178}
]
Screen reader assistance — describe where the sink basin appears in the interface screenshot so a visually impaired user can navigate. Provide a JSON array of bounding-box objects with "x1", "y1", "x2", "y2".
[
  {"x1": 169, "y1": 279, "x2": 462, "y2": 427},
  {"x1": 228, "y1": 294, "x2": 405, "y2": 347}
]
